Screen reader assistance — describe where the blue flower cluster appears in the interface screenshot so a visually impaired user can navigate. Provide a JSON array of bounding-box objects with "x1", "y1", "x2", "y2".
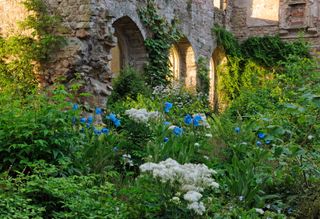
[
  {"x1": 184, "y1": 114, "x2": 203, "y2": 127},
  {"x1": 256, "y1": 132, "x2": 271, "y2": 147},
  {"x1": 106, "y1": 113, "x2": 121, "y2": 128}
]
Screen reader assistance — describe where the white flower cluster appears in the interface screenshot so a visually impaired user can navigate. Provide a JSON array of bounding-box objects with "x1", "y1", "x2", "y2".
[
  {"x1": 140, "y1": 158, "x2": 219, "y2": 215},
  {"x1": 125, "y1": 108, "x2": 160, "y2": 123}
]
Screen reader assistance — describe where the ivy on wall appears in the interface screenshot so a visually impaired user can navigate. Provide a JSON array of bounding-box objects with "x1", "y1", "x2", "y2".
[
  {"x1": 212, "y1": 25, "x2": 311, "y2": 109},
  {"x1": 138, "y1": 0, "x2": 182, "y2": 88},
  {"x1": 196, "y1": 57, "x2": 210, "y2": 98},
  {"x1": 0, "y1": 0, "x2": 64, "y2": 94}
]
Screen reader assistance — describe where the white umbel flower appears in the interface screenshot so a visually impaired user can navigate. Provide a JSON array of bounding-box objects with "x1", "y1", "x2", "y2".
[
  {"x1": 183, "y1": 191, "x2": 203, "y2": 202},
  {"x1": 187, "y1": 201, "x2": 206, "y2": 215},
  {"x1": 139, "y1": 158, "x2": 219, "y2": 215},
  {"x1": 255, "y1": 208, "x2": 264, "y2": 214},
  {"x1": 125, "y1": 108, "x2": 159, "y2": 123}
]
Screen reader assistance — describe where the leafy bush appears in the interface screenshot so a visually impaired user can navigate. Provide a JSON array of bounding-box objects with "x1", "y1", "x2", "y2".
[
  {"x1": 0, "y1": 86, "x2": 81, "y2": 175},
  {"x1": 109, "y1": 67, "x2": 149, "y2": 103}
]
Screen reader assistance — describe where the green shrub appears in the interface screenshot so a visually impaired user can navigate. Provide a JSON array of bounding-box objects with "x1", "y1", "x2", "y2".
[
  {"x1": 0, "y1": 86, "x2": 81, "y2": 175},
  {"x1": 109, "y1": 67, "x2": 149, "y2": 103}
]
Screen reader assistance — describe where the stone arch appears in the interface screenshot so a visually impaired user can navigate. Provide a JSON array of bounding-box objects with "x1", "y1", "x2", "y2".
[
  {"x1": 174, "y1": 38, "x2": 197, "y2": 88},
  {"x1": 111, "y1": 16, "x2": 148, "y2": 75},
  {"x1": 210, "y1": 46, "x2": 227, "y2": 112},
  {"x1": 169, "y1": 45, "x2": 180, "y2": 82}
]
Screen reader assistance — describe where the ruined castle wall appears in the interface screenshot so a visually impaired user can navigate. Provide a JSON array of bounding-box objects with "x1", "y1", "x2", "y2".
[
  {"x1": 0, "y1": 0, "x2": 217, "y2": 107},
  {"x1": 230, "y1": 0, "x2": 320, "y2": 53}
]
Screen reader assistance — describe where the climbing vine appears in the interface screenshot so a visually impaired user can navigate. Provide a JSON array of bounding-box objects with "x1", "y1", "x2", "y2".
[
  {"x1": 212, "y1": 25, "x2": 311, "y2": 109},
  {"x1": 138, "y1": 0, "x2": 182, "y2": 88},
  {"x1": 196, "y1": 57, "x2": 210, "y2": 97},
  {"x1": 0, "y1": 0, "x2": 64, "y2": 94}
]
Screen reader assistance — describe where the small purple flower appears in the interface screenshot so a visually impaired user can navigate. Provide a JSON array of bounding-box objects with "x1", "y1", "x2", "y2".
[
  {"x1": 80, "y1": 117, "x2": 87, "y2": 123},
  {"x1": 258, "y1": 132, "x2": 266, "y2": 139},
  {"x1": 173, "y1": 127, "x2": 183, "y2": 136},
  {"x1": 184, "y1": 114, "x2": 193, "y2": 125},
  {"x1": 95, "y1": 107, "x2": 102, "y2": 115},
  {"x1": 73, "y1": 104, "x2": 79, "y2": 110},
  {"x1": 256, "y1": 141, "x2": 262, "y2": 147},
  {"x1": 234, "y1": 127, "x2": 240, "y2": 133},
  {"x1": 164, "y1": 137, "x2": 169, "y2": 143},
  {"x1": 164, "y1": 102, "x2": 173, "y2": 113}
]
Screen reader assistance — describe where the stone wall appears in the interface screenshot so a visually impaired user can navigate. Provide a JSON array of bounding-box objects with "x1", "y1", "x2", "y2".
[
  {"x1": 1, "y1": 0, "x2": 319, "y2": 107},
  {"x1": 0, "y1": 0, "x2": 29, "y2": 36},
  {"x1": 230, "y1": 0, "x2": 320, "y2": 48}
]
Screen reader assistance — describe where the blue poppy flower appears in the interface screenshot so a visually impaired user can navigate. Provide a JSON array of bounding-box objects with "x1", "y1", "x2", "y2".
[
  {"x1": 184, "y1": 114, "x2": 193, "y2": 125},
  {"x1": 94, "y1": 128, "x2": 102, "y2": 135},
  {"x1": 173, "y1": 127, "x2": 183, "y2": 136},
  {"x1": 87, "y1": 116, "x2": 93, "y2": 124},
  {"x1": 80, "y1": 117, "x2": 87, "y2": 123},
  {"x1": 164, "y1": 102, "x2": 173, "y2": 113},
  {"x1": 114, "y1": 119, "x2": 121, "y2": 128},
  {"x1": 164, "y1": 137, "x2": 169, "y2": 143},
  {"x1": 163, "y1": 121, "x2": 171, "y2": 126},
  {"x1": 95, "y1": 107, "x2": 102, "y2": 115},
  {"x1": 265, "y1": 140, "x2": 271, "y2": 145},
  {"x1": 193, "y1": 115, "x2": 202, "y2": 127},
  {"x1": 234, "y1": 127, "x2": 240, "y2": 133},
  {"x1": 73, "y1": 104, "x2": 79, "y2": 110},
  {"x1": 258, "y1": 132, "x2": 266, "y2": 139},
  {"x1": 101, "y1": 128, "x2": 109, "y2": 134},
  {"x1": 106, "y1": 113, "x2": 121, "y2": 127},
  {"x1": 256, "y1": 141, "x2": 262, "y2": 147},
  {"x1": 106, "y1": 113, "x2": 117, "y2": 122}
]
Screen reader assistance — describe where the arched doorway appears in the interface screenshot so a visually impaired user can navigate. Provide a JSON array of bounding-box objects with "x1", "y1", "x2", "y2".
[
  {"x1": 169, "y1": 45, "x2": 180, "y2": 82},
  {"x1": 211, "y1": 47, "x2": 227, "y2": 112},
  {"x1": 110, "y1": 16, "x2": 147, "y2": 75},
  {"x1": 174, "y1": 38, "x2": 197, "y2": 89}
]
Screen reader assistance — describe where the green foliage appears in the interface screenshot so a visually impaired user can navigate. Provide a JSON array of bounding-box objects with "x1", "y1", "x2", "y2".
[
  {"x1": 109, "y1": 67, "x2": 149, "y2": 103},
  {"x1": 138, "y1": 0, "x2": 182, "y2": 87},
  {"x1": 213, "y1": 26, "x2": 311, "y2": 110},
  {"x1": 196, "y1": 57, "x2": 210, "y2": 98},
  {"x1": 0, "y1": 86, "x2": 81, "y2": 175},
  {"x1": 213, "y1": 25, "x2": 241, "y2": 57},
  {"x1": 241, "y1": 35, "x2": 310, "y2": 67},
  {"x1": 0, "y1": 0, "x2": 64, "y2": 94},
  {"x1": 0, "y1": 172, "x2": 127, "y2": 218}
]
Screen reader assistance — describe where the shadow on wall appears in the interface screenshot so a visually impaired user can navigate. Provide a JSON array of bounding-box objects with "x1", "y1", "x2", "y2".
[{"x1": 110, "y1": 16, "x2": 148, "y2": 76}]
